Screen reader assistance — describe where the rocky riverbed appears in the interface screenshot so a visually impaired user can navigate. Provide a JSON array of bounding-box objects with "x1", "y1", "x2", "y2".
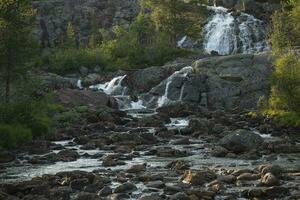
[{"x1": 1, "y1": 99, "x2": 300, "y2": 199}]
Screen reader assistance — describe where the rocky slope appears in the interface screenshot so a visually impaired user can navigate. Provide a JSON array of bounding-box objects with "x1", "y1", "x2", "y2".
[{"x1": 33, "y1": 0, "x2": 139, "y2": 47}]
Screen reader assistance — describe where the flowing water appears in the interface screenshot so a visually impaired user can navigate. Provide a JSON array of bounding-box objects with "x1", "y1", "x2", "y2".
[{"x1": 203, "y1": 6, "x2": 270, "y2": 55}]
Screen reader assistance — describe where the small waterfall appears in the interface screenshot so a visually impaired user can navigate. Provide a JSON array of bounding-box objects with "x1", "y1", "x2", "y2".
[
  {"x1": 90, "y1": 75, "x2": 127, "y2": 95},
  {"x1": 157, "y1": 66, "x2": 193, "y2": 107},
  {"x1": 90, "y1": 75, "x2": 146, "y2": 110},
  {"x1": 203, "y1": 6, "x2": 270, "y2": 55},
  {"x1": 77, "y1": 79, "x2": 83, "y2": 89}
]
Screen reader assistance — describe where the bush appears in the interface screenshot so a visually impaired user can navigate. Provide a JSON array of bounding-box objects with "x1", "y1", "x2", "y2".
[
  {"x1": 0, "y1": 124, "x2": 32, "y2": 149},
  {"x1": 263, "y1": 109, "x2": 300, "y2": 126},
  {"x1": 0, "y1": 100, "x2": 52, "y2": 139},
  {"x1": 48, "y1": 48, "x2": 106, "y2": 74},
  {"x1": 269, "y1": 52, "x2": 300, "y2": 113}
]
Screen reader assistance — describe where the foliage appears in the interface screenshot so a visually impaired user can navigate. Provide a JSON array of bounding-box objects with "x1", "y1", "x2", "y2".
[
  {"x1": 263, "y1": 109, "x2": 300, "y2": 126},
  {"x1": 267, "y1": 1, "x2": 300, "y2": 126},
  {"x1": 141, "y1": 0, "x2": 208, "y2": 46},
  {"x1": 47, "y1": 47, "x2": 106, "y2": 74},
  {"x1": 269, "y1": 52, "x2": 300, "y2": 112},
  {"x1": 0, "y1": 0, "x2": 37, "y2": 102},
  {"x1": 271, "y1": 1, "x2": 300, "y2": 55},
  {"x1": 0, "y1": 124, "x2": 32, "y2": 149}
]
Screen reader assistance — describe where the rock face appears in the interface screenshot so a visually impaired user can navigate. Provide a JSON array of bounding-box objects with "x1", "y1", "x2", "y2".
[
  {"x1": 33, "y1": 0, "x2": 140, "y2": 47},
  {"x1": 54, "y1": 88, "x2": 118, "y2": 108},
  {"x1": 192, "y1": 53, "x2": 273, "y2": 110},
  {"x1": 210, "y1": 0, "x2": 281, "y2": 20},
  {"x1": 219, "y1": 129, "x2": 264, "y2": 153}
]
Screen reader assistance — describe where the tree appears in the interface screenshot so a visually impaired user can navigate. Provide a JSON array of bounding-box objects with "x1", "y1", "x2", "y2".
[
  {"x1": 88, "y1": 10, "x2": 102, "y2": 48},
  {"x1": 0, "y1": 0, "x2": 37, "y2": 102},
  {"x1": 141, "y1": 0, "x2": 207, "y2": 46},
  {"x1": 65, "y1": 21, "x2": 76, "y2": 48}
]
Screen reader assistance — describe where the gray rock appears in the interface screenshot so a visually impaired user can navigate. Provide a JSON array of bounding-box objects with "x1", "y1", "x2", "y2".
[
  {"x1": 98, "y1": 186, "x2": 112, "y2": 196},
  {"x1": 0, "y1": 151, "x2": 15, "y2": 163},
  {"x1": 192, "y1": 53, "x2": 273, "y2": 111},
  {"x1": 219, "y1": 129, "x2": 264, "y2": 153},
  {"x1": 114, "y1": 182, "x2": 137, "y2": 193},
  {"x1": 57, "y1": 149, "x2": 80, "y2": 162}
]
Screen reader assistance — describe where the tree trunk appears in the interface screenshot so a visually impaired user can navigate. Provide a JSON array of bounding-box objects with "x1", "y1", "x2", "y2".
[{"x1": 5, "y1": 69, "x2": 10, "y2": 103}]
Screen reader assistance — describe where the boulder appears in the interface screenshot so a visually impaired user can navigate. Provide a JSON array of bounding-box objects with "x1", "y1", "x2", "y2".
[
  {"x1": 219, "y1": 129, "x2": 264, "y2": 153},
  {"x1": 261, "y1": 173, "x2": 280, "y2": 186},
  {"x1": 182, "y1": 170, "x2": 217, "y2": 185},
  {"x1": 0, "y1": 151, "x2": 15, "y2": 163},
  {"x1": 57, "y1": 149, "x2": 80, "y2": 162},
  {"x1": 192, "y1": 53, "x2": 273, "y2": 110},
  {"x1": 114, "y1": 182, "x2": 137, "y2": 193},
  {"x1": 54, "y1": 89, "x2": 118, "y2": 109}
]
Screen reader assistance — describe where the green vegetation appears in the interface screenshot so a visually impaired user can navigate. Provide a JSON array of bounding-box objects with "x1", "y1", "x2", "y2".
[
  {"x1": 266, "y1": 0, "x2": 300, "y2": 126},
  {"x1": 0, "y1": 0, "x2": 53, "y2": 149}
]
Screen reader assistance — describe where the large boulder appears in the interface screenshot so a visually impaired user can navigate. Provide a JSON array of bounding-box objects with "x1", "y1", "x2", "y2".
[
  {"x1": 192, "y1": 53, "x2": 273, "y2": 110},
  {"x1": 219, "y1": 129, "x2": 264, "y2": 153},
  {"x1": 54, "y1": 89, "x2": 118, "y2": 109},
  {"x1": 125, "y1": 62, "x2": 193, "y2": 94}
]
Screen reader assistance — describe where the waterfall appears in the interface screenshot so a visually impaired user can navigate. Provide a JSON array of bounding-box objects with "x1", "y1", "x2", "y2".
[
  {"x1": 203, "y1": 6, "x2": 270, "y2": 55},
  {"x1": 89, "y1": 75, "x2": 127, "y2": 95},
  {"x1": 157, "y1": 66, "x2": 193, "y2": 107}
]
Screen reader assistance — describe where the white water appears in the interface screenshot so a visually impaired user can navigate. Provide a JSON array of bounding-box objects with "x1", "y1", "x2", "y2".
[
  {"x1": 165, "y1": 118, "x2": 190, "y2": 130},
  {"x1": 89, "y1": 75, "x2": 127, "y2": 95},
  {"x1": 204, "y1": 6, "x2": 269, "y2": 55},
  {"x1": 157, "y1": 66, "x2": 193, "y2": 107},
  {"x1": 76, "y1": 79, "x2": 83, "y2": 89}
]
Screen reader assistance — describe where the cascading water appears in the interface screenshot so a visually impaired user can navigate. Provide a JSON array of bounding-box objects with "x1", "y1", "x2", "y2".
[
  {"x1": 157, "y1": 66, "x2": 193, "y2": 107},
  {"x1": 203, "y1": 6, "x2": 270, "y2": 55},
  {"x1": 90, "y1": 75, "x2": 146, "y2": 110}
]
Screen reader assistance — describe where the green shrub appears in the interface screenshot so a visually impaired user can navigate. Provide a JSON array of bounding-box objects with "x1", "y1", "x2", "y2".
[
  {"x1": 0, "y1": 124, "x2": 32, "y2": 149},
  {"x1": 0, "y1": 100, "x2": 52, "y2": 139},
  {"x1": 48, "y1": 48, "x2": 106, "y2": 74},
  {"x1": 269, "y1": 52, "x2": 300, "y2": 113}
]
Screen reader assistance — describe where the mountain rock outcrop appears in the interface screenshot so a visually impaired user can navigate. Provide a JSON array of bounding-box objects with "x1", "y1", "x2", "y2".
[{"x1": 33, "y1": 0, "x2": 140, "y2": 47}]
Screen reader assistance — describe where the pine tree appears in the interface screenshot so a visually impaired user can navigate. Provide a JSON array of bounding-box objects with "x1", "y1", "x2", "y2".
[{"x1": 0, "y1": 0, "x2": 37, "y2": 102}]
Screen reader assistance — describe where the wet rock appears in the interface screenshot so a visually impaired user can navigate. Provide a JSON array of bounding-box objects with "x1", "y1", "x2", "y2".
[
  {"x1": 231, "y1": 169, "x2": 253, "y2": 177},
  {"x1": 171, "y1": 138, "x2": 190, "y2": 145},
  {"x1": 218, "y1": 175, "x2": 236, "y2": 184},
  {"x1": 126, "y1": 164, "x2": 146, "y2": 173},
  {"x1": 114, "y1": 182, "x2": 137, "y2": 193},
  {"x1": 83, "y1": 184, "x2": 99, "y2": 193},
  {"x1": 109, "y1": 193, "x2": 130, "y2": 200},
  {"x1": 57, "y1": 149, "x2": 80, "y2": 162},
  {"x1": 48, "y1": 186, "x2": 72, "y2": 200},
  {"x1": 219, "y1": 129, "x2": 263, "y2": 153},
  {"x1": 237, "y1": 173, "x2": 260, "y2": 181},
  {"x1": 139, "y1": 194, "x2": 164, "y2": 200},
  {"x1": 146, "y1": 181, "x2": 165, "y2": 189},
  {"x1": 28, "y1": 140, "x2": 50, "y2": 155},
  {"x1": 211, "y1": 146, "x2": 229, "y2": 157},
  {"x1": 75, "y1": 192, "x2": 99, "y2": 200},
  {"x1": 167, "y1": 160, "x2": 190, "y2": 170},
  {"x1": 169, "y1": 192, "x2": 190, "y2": 200},
  {"x1": 0, "y1": 151, "x2": 16, "y2": 163},
  {"x1": 70, "y1": 178, "x2": 90, "y2": 190},
  {"x1": 188, "y1": 118, "x2": 211, "y2": 134},
  {"x1": 74, "y1": 136, "x2": 89, "y2": 145},
  {"x1": 263, "y1": 186, "x2": 289, "y2": 198},
  {"x1": 155, "y1": 147, "x2": 188, "y2": 158},
  {"x1": 102, "y1": 155, "x2": 126, "y2": 167},
  {"x1": 186, "y1": 189, "x2": 216, "y2": 199},
  {"x1": 261, "y1": 173, "x2": 280, "y2": 186},
  {"x1": 182, "y1": 170, "x2": 217, "y2": 185},
  {"x1": 258, "y1": 164, "x2": 283, "y2": 177},
  {"x1": 98, "y1": 186, "x2": 112, "y2": 196}
]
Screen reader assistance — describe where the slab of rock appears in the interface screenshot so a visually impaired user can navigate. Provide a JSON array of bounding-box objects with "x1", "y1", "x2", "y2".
[
  {"x1": 219, "y1": 129, "x2": 263, "y2": 153},
  {"x1": 54, "y1": 89, "x2": 118, "y2": 109}
]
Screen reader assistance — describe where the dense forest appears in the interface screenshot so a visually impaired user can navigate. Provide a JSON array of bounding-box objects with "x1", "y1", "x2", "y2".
[{"x1": 0, "y1": 0, "x2": 300, "y2": 199}]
